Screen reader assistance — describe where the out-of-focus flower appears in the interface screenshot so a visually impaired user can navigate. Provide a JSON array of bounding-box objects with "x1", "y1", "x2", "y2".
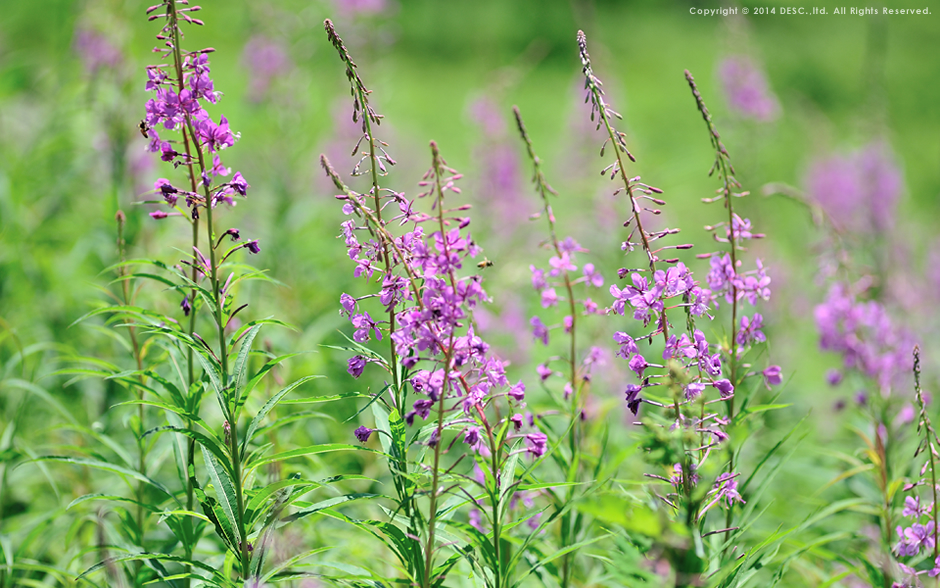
[
  {"x1": 717, "y1": 56, "x2": 780, "y2": 122},
  {"x1": 74, "y1": 28, "x2": 123, "y2": 76},
  {"x1": 805, "y1": 142, "x2": 904, "y2": 234},
  {"x1": 242, "y1": 36, "x2": 292, "y2": 102}
]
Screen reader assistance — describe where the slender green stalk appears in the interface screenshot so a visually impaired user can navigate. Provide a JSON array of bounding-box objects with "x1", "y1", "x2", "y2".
[
  {"x1": 168, "y1": 2, "x2": 249, "y2": 578},
  {"x1": 116, "y1": 212, "x2": 149, "y2": 579},
  {"x1": 166, "y1": 4, "x2": 204, "y2": 582},
  {"x1": 513, "y1": 105, "x2": 583, "y2": 587},
  {"x1": 578, "y1": 31, "x2": 668, "y2": 344},
  {"x1": 913, "y1": 347, "x2": 939, "y2": 563},
  {"x1": 684, "y1": 69, "x2": 745, "y2": 545}
]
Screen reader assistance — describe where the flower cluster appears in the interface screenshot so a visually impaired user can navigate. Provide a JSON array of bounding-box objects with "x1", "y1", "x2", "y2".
[
  {"x1": 717, "y1": 56, "x2": 780, "y2": 122},
  {"x1": 805, "y1": 141, "x2": 903, "y2": 235},
  {"x1": 335, "y1": 144, "x2": 530, "y2": 440},
  {"x1": 142, "y1": 3, "x2": 251, "y2": 221},
  {"x1": 892, "y1": 348, "x2": 940, "y2": 583},
  {"x1": 815, "y1": 282, "x2": 913, "y2": 395}
]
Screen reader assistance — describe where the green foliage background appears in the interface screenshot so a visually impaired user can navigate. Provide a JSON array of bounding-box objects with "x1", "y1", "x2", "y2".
[{"x1": 1, "y1": 0, "x2": 938, "y2": 586}]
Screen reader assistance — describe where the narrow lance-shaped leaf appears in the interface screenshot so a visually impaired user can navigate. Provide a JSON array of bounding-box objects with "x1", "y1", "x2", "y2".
[
  {"x1": 241, "y1": 374, "x2": 324, "y2": 459},
  {"x1": 201, "y1": 445, "x2": 242, "y2": 548}
]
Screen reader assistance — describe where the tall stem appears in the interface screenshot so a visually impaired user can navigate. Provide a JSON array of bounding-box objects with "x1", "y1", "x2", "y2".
[
  {"x1": 513, "y1": 107, "x2": 583, "y2": 587},
  {"x1": 169, "y1": 2, "x2": 248, "y2": 578},
  {"x1": 116, "y1": 212, "x2": 148, "y2": 573},
  {"x1": 684, "y1": 70, "x2": 743, "y2": 542},
  {"x1": 579, "y1": 32, "x2": 667, "y2": 344},
  {"x1": 167, "y1": 5, "x2": 203, "y2": 582}
]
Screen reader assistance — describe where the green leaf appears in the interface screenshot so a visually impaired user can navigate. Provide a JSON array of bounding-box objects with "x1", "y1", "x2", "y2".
[
  {"x1": 230, "y1": 323, "x2": 263, "y2": 410},
  {"x1": 25, "y1": 456, "x2": 176, "y2": 503},
  {"x1": 145, "y1": 425, "x2": 231, "y2": 478},
  {"x1": 78, "y1": 552, "x2": 222, "y2": 583},
  {"x1": 67, "y1": 493, "x2": 161, "y2": 512},
  {"x1": 247, "y1": 443, "x2": 375, "y2": 473},
  {"x1": 258, "y1": 546, "x2": 333, "y2": 582},
  {"x1": 201, "y1": 445, "x2": 242, "y2": 550},
  {"x1": 282, "y1": 493, "x2": 378, "y2": 524},
  {"x1": 279, "y1": 391, "x2": 367, "y2": 404},
  {"x1": 242, "y1": 375, "x2": 324, "y2": 459}
]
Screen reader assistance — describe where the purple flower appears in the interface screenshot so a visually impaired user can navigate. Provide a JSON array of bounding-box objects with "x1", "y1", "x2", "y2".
[
  {"x1": 625, "y1": 384, "x2": 642, "y2": 415},
  {"x1": 231, "y1": 172, "x2": 249, "y2": 196},
  {"x1": 896, "y1": 522, "x2": 935, "y2": 557},
  {"x1": 351, "y1": 312, "x2": 381, "y2": 342},
  {"x1": 549, "y1": 252, "x2": 577, "y2": 276},
  {"x1": 508, "y1": 381, "x2": 526, "y2": 402},
  {"x1": 524, "y1": 432, "x2": 548, "y2": 457},
  {"x1": 613, "y1": 331, "x2": 638, "y2": 359},
  {"x1": 628, "y1": 353, "x2": 648, "y2": 378},
  {"x1": 463, "y1": 427, "x2": 481, "y2": 448},
  {"x1": 150, "y1": 210, "x2": 169, "y2": 220},
  {"x1": 826, "y1": 369, "x2": 843, "y2": 386},
  {"x1": 354, "y1": 426, "x2": 373, "y2": 443},
  {"x1": 713, "y1": 473, "x2": 746, "y2": 507},
  {"x1": 541, "y1": 288, "x2": 558, "y2": 308},
  {"x1": 930, "y1": 556, "x2": 940, "y2": 578},
  {"x1": 536, "y1": 363, "x2": 552, "y2": 382},
  {"x1": 530, "y1": 316, "x2": 549, "y2": 346},
  {"x1": 737, "y1": 313, "x2": 766, "y2": 346},
  {"x1": 610, "y1": 273, "x2": 664, "y2": 326},
  {"x1": 663, "y1": 333, "x2": 693, "y2": 360},
  {"x1": 244, "y1": 240, "x2": 261, "y2": 254},
  {"x1": 563, "y1": 315, "x2": 573, "y2": 334},
  {"x1": 685, "y1": 382, "x2": 705, "y2": 400},
  {"x1": 347, "y1": 355, "x2": 367, "y2": 378},
  {"x1": 529, "y1": 265, "x2": 547, "y2": 290},
  {"x1": 902, "y1": 496, "x2": 930, "y2": 519},
  {"x1": 210, "y1": 154, "x2": 231, "y2": 178},
  {"x1": 195, "y1": 114, "x2": 236, "y2": 152},
  {"x1": 713, "y1": 379, "x2": 734, "y2": 398},
  {"x1": 582, "y1": 263, "x2": 604, "y2": 287},
  {"x1": 181, "y1": 295, "x2": 192, "y2": 316},
  {"x1": 762, "y1": 366, "x2": 782, "y2": 386},
  {"x1": 558, "y1": 237, "x2": 585, "y2": 254},
  {"x1": 717, "y1": 56, "x2": 780, "y2": 122},
  {"x1": 340, "y1": 293, "x2": 357, "y2": 316}
]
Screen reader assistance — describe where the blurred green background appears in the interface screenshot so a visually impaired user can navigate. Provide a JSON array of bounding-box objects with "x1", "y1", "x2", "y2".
[{"x1": 1, "y1": 0, "x2": 939, "y2": 584}]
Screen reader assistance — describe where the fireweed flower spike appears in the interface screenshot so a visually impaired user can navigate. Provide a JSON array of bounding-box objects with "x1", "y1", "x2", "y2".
[
  {"x1": 684, "y1": 69, "x2": 781, "y2": 414},
  {"x1": 323, "y1": 138, "x2": 534, "y2": 588},
  {"x1": 323, "y1": 21, "x2": 535, "y2": 588},
  {"x1": 134, "y1": 2, "x2": 278, "y2": 583},
  {"x1": 892, "y1": 348, "x2": 940, "y2": 581},
  {"x1": 514, "y1": 104, "x2": 608, "y2": 587},
  {"x1": 579, "y1": 32, "x2": 746, "y2": 581},
  {"x1": 685, "y1": 68, "x2": 782, "y2": 551},
  {"x1": 322, "y1": 21, "x2": 434, "y2": 584}
]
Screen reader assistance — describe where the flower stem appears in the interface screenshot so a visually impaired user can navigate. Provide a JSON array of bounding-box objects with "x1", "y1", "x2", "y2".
[{"x1": 169, "y1": 1, "x2": 248, "y2": 578}]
